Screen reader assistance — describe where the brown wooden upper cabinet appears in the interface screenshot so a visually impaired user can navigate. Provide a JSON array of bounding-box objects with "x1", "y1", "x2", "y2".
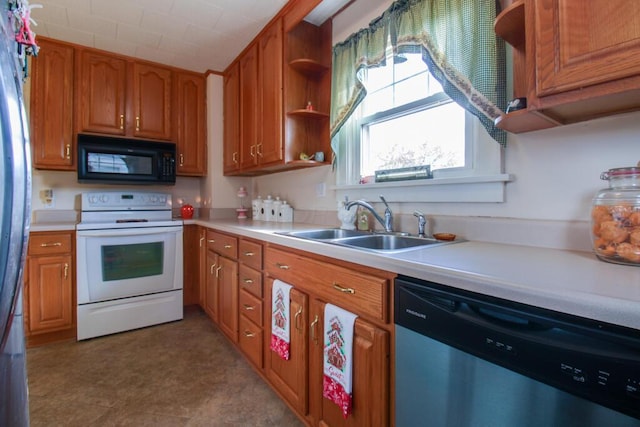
[
  {"x1": 174, "y1": 71, "x2": 207, "y2": 176},
  {"x1": 77, "y1": 50, "x2": 173, "y2": 140},
  {"x1": 495, "y1": 0, "x2": 640, "y2": 133},
  {"x1": 30, "y1": 38, "x2": 75, "y2": 170},
  {"x1": 223, "y1": 6, "x2": 332, "y2": 176}
]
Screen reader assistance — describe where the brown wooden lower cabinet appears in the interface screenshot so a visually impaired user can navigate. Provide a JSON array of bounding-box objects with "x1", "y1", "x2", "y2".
[
  {"x1": 199, "y1": 230, "x2": 394, "y2": 426},
  {"x1": 24, "y1": 231, "x2": 76, "y2": 347}
]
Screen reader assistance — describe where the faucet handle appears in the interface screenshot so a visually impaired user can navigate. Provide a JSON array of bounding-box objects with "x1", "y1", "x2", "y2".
[{"x1": 379, "y1": 195, "x2": 390, "y2": 209}]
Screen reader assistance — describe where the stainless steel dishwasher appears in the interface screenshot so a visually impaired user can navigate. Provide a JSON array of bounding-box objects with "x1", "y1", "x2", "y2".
[{"x1": 394, "y1": 275, "x2": 640, "y2": 427}]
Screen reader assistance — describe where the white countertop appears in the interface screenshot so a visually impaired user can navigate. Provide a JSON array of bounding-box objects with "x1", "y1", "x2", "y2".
[
  {"x1": 29, "y1": 217, "x2": 640, "y2": 330},
  {"x1": 193, "y1": 219, "x2": 640, "y2": 331}
]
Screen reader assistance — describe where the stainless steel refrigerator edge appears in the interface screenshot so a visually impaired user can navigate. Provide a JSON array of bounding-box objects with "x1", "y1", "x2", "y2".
[{"x1": 0, "y1": 2, "x2": 32, "y2": 426}]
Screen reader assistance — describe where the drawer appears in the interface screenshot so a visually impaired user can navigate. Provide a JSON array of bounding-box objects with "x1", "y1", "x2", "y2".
[
  {"x1": 29, "y1": 232, "x2": 72, "y2": 255},
  {"x1": 238, "y1": 315, "x2": 263, "y2": 369},
  {"x1": 206, "y1": 230, "x2": 238, "y2": 259},
  {"x1": 239, "y1": 239, "x2": 262, "y2": 270},
  {"x1": 239, "y1": 264, "x2": 262, "y2": 298},
  {"x1": 239, "y1": 289, "x2": 263, "y2": 326},
  {"x1": 265, "y1": 247, "x2": 389, "y2": 323}
]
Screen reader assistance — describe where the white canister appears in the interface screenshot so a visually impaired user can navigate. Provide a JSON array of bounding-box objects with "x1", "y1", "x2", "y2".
[
  {"x1": 278, "y1": 201, "x2": 294, "y2": 223},
  {"x1": 270, "y1": 197, "x2": 282, "y2": 222},
  {"x1": 263, "y1": 195, "x2": 274, "y2": 222},
  {"x1": 252, "y1": 196, "x2": 263, "y2": 220}
]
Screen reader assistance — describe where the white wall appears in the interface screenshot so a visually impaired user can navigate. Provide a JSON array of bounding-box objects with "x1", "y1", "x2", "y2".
[{"x1": 251, "y1": 0, "x2": 640, "y2": 224}]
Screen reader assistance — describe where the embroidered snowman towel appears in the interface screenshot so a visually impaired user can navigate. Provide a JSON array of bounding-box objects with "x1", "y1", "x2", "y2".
[
  {"x1": 270, "y1": 279, "x2": 293, "y2": 360},
  {"x1": 322, "y1": 303, "x2": 358, "y2": 418}
]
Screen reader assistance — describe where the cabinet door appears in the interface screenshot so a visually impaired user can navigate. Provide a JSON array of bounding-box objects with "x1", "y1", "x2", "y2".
[
  {"x1": 239, "y1": 43, "x2": 259, "y2": 169},
  {"x1": 30, "y1": 38, "x2": 75, "y2": 170},
  {"x1": 218, "y1": 255, "x2": 239, "y2": 342},
  {"x1": 266, "y1": 285, "x2": 310, "y2": 416},
  {"x1": 78, "y1": 51, "x2": 128, "y2": 135},
  {"x1": 175, "y1": 71, "x2": 207, "y2": 176},
  {"x1": 257, "y1": 18, "x2": 284, "y2": 165},
  {"x1": 535, "y1": 0, "x2": 640, "y2": 97},
  {"x1": 310, "y1": 299, "x2": 390, "y2": 427},
  {"x1": 132, "y1": 63, "x2": 173, "y2": 140},
  {"x1": 26, "y1": 255, "x2": 73, "y2": 334},
  {"x1": 205, "y1": 251, "x2": 219, "y2": 322},
  {"x1": 223, "y1": 62, "x2": 241, "y2": 174}
]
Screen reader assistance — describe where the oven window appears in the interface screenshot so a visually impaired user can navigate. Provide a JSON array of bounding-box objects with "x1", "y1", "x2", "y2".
[{"x1": 101, "y1": 242, "x2": 164, "y2": 281}]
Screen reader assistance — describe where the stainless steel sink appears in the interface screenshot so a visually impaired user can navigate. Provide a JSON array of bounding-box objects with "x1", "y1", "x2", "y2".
[
  {"x1": 278, "y1": 228, "x2": 460, "y2": 253},
  {"x1": 278, "y1": 228, "x2": 369, "y2": 240},
  {"x1": 334, "y1": 234, "x2": 450, "y2": 252}
]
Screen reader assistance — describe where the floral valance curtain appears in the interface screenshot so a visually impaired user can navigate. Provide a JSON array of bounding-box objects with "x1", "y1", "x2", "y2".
[{"x1": 330, "y1": 0, "x2": 507, "y2": 149}]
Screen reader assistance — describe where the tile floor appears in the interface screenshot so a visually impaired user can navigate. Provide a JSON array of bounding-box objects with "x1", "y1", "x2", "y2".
[{"x1": 26, "y1": 307, "x2": 303, "y2": 426}]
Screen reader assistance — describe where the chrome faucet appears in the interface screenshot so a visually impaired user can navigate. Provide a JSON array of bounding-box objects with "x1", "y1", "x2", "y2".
[
  {"x1": 346, "y1": 195, "x2": 393, "y2": 232},
  {"x1": 413, "y1": 211, "x2": 428, "y2": 238}
]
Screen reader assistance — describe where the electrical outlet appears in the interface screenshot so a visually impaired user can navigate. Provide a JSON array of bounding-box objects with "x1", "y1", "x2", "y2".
[
  {"x1": 315, "y1": 183, "x2": 326, "y2": 198},
  {"x1": 42, "y1": 189, "x2": 55, "y2": 208}
]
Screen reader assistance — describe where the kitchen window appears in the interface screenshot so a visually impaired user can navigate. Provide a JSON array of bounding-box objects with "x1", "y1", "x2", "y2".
[{"x1": 334, "y1": 50, "x2": 508, "y2": 203}]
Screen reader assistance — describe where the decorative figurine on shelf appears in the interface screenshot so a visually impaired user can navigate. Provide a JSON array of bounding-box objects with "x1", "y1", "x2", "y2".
[
  {"x1": 306, "y1": 101, "x2": 314, "y2": 111},
  {"x1": 237, "y1": 186, "x2": 248, "y2": 219},
  {"x1": 337, "y1": 196, "x2": 356, "y2": 230}
]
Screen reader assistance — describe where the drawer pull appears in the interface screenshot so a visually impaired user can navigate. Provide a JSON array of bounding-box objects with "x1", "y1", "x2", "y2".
[
  {"x1": 243, "y1": 251, "x2": 254, "y2": 257},
  {"x1": 224, "y1": 244, "x2": 232, "y2": 249},
  {"x1": 310, "y1": 315, "x2": 319, "y2": 345},
  {"x1": 65, "y1": 144, "x2": 71, "y2": 159},
  {"x1": 333, "y1": 283, "x2": 355, "y2": 294},
  {"x1": 208, "y1": 239, "x2": 215, "y2": 243},
  {"x1": 210, "y1": 263, "x2": 217, "y2": 275},
  {"x1": 243, "y1": 304, "x2": 255, "y2": 311},
  {"x1": 64, "y1": 263, "x2": 69, "y2": 279},
  {"x1": 215, "y1": 266, "x2": 222, "y2": 278},
  {"x1": 276, "y1": 263, "x2": 290, "y2": 270},
  {"x1": 119, "y1": 114, "x2": 124, "y2": 129},
  {"x1": 136, "y1": 116, "x2": 140, "y2": 131},
  {"x1": 243, "y1": 330, "x2": 256, "y2": 338},
  {"x1": 179, "y1": 153, "x2": 184, "y2": 166},
  {"x1": 243, "y1": 278, "x2": 254, "y2": 284},
  {"x1": 199, "y1": 236, "x2": 205, "y2": 247},
  {"x1": 294, "y1": 306, "x2": 303, "y2": 331},
  {"x1": 40, "y1": 242, "x2": 62, "y2": 248}
]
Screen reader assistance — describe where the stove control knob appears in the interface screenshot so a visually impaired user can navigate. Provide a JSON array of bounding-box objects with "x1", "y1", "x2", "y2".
[{"x1": 100, "y1": 195, "x2": 108, "y2": 203}]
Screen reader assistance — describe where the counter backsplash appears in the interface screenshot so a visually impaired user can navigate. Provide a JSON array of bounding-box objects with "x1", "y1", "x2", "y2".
[{"x1": 31, "y1": 208, "x2": 591, "y2": 253}]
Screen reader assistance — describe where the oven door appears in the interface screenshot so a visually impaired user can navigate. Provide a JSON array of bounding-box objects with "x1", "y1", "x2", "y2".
[{"x1": 76, "y1": 226, "x2": 183, "y2": 304}]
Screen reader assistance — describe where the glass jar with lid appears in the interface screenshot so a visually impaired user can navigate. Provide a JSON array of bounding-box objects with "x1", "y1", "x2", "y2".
[{"x1": 591, "y1": 165, "x2": 640, "y2": 265}]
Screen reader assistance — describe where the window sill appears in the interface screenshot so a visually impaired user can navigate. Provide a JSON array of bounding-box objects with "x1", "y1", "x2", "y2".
[{"x1": 333, "y1": 174, "x2": 513, "y2": 203}]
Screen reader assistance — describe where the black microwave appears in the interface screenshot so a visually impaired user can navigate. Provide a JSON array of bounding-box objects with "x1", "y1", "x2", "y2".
[{"x1": 77, "y1": 134, "x2": 176, "y2": 185}]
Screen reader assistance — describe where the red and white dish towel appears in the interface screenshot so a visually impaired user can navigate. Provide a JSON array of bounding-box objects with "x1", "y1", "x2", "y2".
[
  {"x1": 270, "y1": 279, "x2": 293, "y2": 360},
  {"x1": 323, "y1": 303, "x2": 358, "y2": 418}
]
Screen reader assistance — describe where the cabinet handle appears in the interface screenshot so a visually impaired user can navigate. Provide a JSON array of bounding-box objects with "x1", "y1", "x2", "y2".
[
  {"x1": 224, "y1": 244, "x2": 232, "y2": 249},
  {"x1": 208, "y1": 239, "x2": 215, "y2": 243},
  {"x1": 294, "y1": 306, "x2": 303, "y2": 331},
  {"x1": 65, "y1": 144, "x2": 71, "y2": 159},
  {"x1": 40, "y1": 242, "x2": 62, "y2": 247},
  {"x1": 276, "y1": 263, "x2": 289, "y2": 270},
  {"x1": 333, "y1": 283, "x2": 355, "y2": 294},
  {"x1": 63, "y1": 263, "x2": 69, "y2": 279},
  {"x1": 199, "y1": 236, "x2": 205, "y2": 247},
  {"x1": 243, "y1": 251, "x2": 254, "y2": 257},
  {"x1": 243, "y1": 330, "x2": 256, "y2": 338},
  {"x1": 243, "y1": 304, "x2": 255, "y2": 311},
  {"x1": 179, "y1": 153, "x2": 184, "y2": 166},
  {"x1": 216, "y1": 266, "x2": 222, "y2": 278},
  {"x1": 210, "y1": 263, "x2": 217, "y2": 275},
  {"x1": 119, "y1": 115, "x2": 124, "y2": 129},
  {"x1": 250, "y1": 145, "x2": 256, "y2": 158},
  {"x1": 243, "y1": 278, "x2": 254, "y2": 284},
  {"x1": 257, "y1": 143, "x2": 263, "y2": 157},
  {"x1": 136, "y1": 116, "x2": 140, "y2": 131},
  {"x1": 232, "y1": 152, "x2": 238, "y2": 164},
  {"x1": 310, "y1": 315, "x2": 319, "y2": 345}
]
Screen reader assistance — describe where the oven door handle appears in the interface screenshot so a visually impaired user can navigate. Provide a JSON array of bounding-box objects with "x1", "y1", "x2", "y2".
[{"x1": 77, "y1": 227, "x2": 182, "y2": 238}]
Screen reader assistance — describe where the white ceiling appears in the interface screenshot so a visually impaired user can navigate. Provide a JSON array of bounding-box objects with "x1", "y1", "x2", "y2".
[{"x1": 29, "y1": 0, "x2": 289, "y2": 73}]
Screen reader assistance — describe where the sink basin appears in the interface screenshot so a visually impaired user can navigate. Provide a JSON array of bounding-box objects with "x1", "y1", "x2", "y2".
[
  {"x1": 334, "y1": 234, "x2": 449, "y2": 252},
  {"x1": 278, "y1": 228, "x2": 459, "y2": 253},
  {"x1": 279, "y1": 228, "x2": 369, "y2": 240}
]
